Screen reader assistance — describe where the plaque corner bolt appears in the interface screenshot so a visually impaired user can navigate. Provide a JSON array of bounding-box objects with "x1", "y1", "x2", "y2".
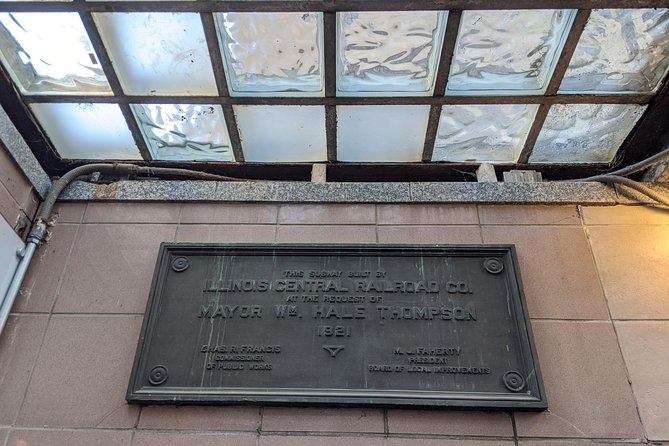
[
  {"x1": 502, "y1": 370, "x2": 525, "y2": 392},
  {"x1": 149, "y1": 365, "x2": 169, "y2": 386},
  {"x1": 171, "y1": 256, "x2": 191, "y2": 272},
  {"x1": 483, "y1": 258, "x2": 504, "y2": 274}
]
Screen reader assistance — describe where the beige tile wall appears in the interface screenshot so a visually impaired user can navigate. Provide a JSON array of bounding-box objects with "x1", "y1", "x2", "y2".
[
  {"x1": 0, "y1": 143, "x2": 38, "y2": 230},
  {"x1": 1, "y1": 202, "x2": 668, "y2": 446}
]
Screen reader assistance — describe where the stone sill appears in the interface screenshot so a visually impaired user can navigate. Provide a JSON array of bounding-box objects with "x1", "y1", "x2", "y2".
[{"x1": 57, "y1": 180, "x2": 668, "y2": 205}]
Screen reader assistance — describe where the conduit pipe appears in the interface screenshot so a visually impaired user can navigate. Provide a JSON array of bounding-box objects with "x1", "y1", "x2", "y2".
[{"x1": 0, "y1": 163, "x2": 244, "y2": 336}]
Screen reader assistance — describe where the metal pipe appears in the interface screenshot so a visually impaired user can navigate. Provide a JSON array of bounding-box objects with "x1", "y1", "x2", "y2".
[
  {"x1": 0, "y1": 239, "x2": 38, "y2": 334},
  {"x1": 0, "y1": 163, "x2": 247, "y2": 335}
]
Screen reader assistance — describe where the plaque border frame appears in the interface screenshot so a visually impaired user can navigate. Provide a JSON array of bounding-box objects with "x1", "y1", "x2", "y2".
[{"x1": 127, "y1": 243, "x2": 547, "y2": 410}]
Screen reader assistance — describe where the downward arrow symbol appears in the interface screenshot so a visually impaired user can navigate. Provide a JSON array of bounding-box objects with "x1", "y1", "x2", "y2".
[{"x1": 322, "y1": 345, "x2": 345, "y2": 358}]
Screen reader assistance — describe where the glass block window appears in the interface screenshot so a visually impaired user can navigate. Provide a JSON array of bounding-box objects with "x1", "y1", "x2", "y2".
[
  {"x1": 234, "y1": 105, "x2": 327, "y2": 162},
  {"x1": 0, "y1": 12, "x2": 110, "y2": 95},
  {"x1": 530, "y1": 104, "x2": 647, "y2": 163},
  {"x1": 337, "y1": 11, "x2": 447, "y2": 96},
  {"x1": 30, "y1": 103, "x2": 141, "y2": 160},
  {"x1": 337, "y1": 105, "x2": 430, "y2": 161},
  {"x1": 215, "y1": 12, "x2": 324, "y2": 97},
  {"x1": 0, "y1": 2, "x2": 666, "y2": 178},
  {"x1": 132, "y1": 104, "x2": 234, "y2": 161},
  {"x1": 433, "y1": 104, "x2": 539, "y2": 162},
  {"x1": 446, "y1": 9, "x2": 575, "y2": 95},
  {"x1": 559, "y1": 9, "x2": 669, "y2": 94},
  {"x1": 94, "y1": 12, "x2": 217, "y2": 96}
]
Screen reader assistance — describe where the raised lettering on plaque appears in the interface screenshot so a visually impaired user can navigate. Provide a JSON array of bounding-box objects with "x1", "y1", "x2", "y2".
[{"x1": 127, "y1": 244, "x2": 546, "y2": 409}]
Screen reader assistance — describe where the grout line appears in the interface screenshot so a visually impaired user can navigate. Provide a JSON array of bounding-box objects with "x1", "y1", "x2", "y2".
[
  {"x1": 174, "y1": 204, "x2": 183, "y2": 242},
  {"x1": 476, "y1": 204, "x2": 484, "y2": 242},
  {"x1": 530, "y1": 318, "x2": 615, "y2": 323},
  {"x1": 80, "y1": 202, "x2": 88, "y2": 224},
  {"x1": 612, "y1": 319, "x2": 669, "y2": 323},
  {"x1": 274, "y1": 205, "x2": 281, "y2": 243},
  {"x1": 0, "y1": 425, "x2": 653, "y2": 442},
  {"x1": 375, "y1": 205, "x2": 380, "y2": 244}
]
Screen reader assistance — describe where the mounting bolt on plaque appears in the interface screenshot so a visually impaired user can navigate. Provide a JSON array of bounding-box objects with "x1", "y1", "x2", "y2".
[
  {"x1": 483, "y1": 258, "x2": 504, "y2": 274},
  {"x1": 148, "y1": 365, "x2": 169, "y2": 386},
  {"x1": 171, "y1": 256, "x2": 190, "y2": 272},
  {"x1": 503, "y1": 371, "x2": 525, "y2": 392}
]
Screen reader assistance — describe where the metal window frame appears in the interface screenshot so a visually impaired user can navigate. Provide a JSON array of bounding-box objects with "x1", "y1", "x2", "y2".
[{"x1": 1, "y1": 0, "x2": 668, "y2": 181}]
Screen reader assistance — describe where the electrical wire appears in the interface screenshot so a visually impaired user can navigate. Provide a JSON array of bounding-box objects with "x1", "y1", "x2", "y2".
[
  {"x1": 580, "y1": 175, "x2": 669, "y2": 207},
  {"x1": 575, "y1": 144, "x2": 669, "y2": 181},
  {"x1": 567, "y1": 144, "x2": 669, "y2": 207}
]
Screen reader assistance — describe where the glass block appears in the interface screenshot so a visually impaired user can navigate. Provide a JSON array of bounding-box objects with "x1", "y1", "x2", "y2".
[
  {"x1": 30, "y1": 103, "x2": 141, "y2": 160},
  {"x1": 131, "y1": 104, "x2": 234, "y2": 161},
  {"x1": 446, "y1": 9, "x2": 575, "y2": 95},
  {"x1": 337, "y1": 105, "x2": 430, "y2": 162},
  {"x1": 94, "y1": 13, "x2": 217, "y2": 96},
  {"x1": 530, "y1": 104, "x2": 647, "y2": 163},
  {"x1": 433, "y1": 104, "x2": 539, "y2": 163},
  {"x1": 234, "y1": 106, "x2": 326, "y2": 162},
  {"x1": 337, "y1": 11, "x2": 448, "y2": 96},
  {"x1": 215, "y1": 13, "x2": 324, "y2": 97},
  {"x1": 559, "y1": 9, "x2": 669, "y2": 94},
  {"x1": 0, "y1": 12, "x2": 110, "y2": 95}
]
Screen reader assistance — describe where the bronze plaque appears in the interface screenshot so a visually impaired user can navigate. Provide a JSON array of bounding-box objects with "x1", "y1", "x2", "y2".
[{"x1": 127, "y1": 244, "x2": 546, "y2": 409}]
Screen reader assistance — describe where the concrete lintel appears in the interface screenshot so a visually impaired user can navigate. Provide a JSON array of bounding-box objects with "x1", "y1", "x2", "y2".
[
  {"x1": 58, "y1": 179, "x2": 621, "y2": 205},
  {"x1": 0, "y1": 105, "x2": 51, "y2": 199}
]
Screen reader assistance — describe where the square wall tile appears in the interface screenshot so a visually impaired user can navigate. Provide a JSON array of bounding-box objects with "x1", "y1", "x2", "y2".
[
  {"x1": 530, "y1": 104, "x2": 646, "y2": 163},
  {"x1": 433, "y1": 104, "x2": 539, "y2": 162},
  {"x1": 262, "y1": 407, "x2": 384, "y2": 433},
  {"x1": 133, "y1": 432, "x2": 256, "y2": 446},
  {"x1": 17, "y1": 315, "x2": 142, "y2": 428},
  {"x1": 337, "y1": 11, "x2": 447, "y2": 96},
  {"x1": 7, "y1": 429, "x2": 132, "y2": 446},
  {"x1": 514, "y1": 321, "x2": 643, "y2": 438},
  {"x1": 0, "y1": 12, "x2": 110, "y2": 95},
  {"x1": 132, "y1": 104, "x2": 234, "y2": 161},
  {"x1": 235, "y1": 105, "x2": 326, "y2": 162},
  {"x1": 0, "y1": 315, "x2": 48, "y2": 424},
  {"x1": 30, "y1": 103, "x2": 141, "y2": 160},
  {"x1": 15, "y1": 224, "x2": 79, "y2": 313},
  {"x1": 616, "y1": 321, "x2": 669, "y2": 441},
  {"x1": 387, "y1": 410, "x2": 513, "y2": 436},
  {"x1": 337, "y1": 105, "x2": 430, "y2": 161},
  {"x1": 216, "y1": 12, "x2": 324, "y2": 96},
  {"x1": 94, "y1": 12, "x2": 217, "y2": 96},
  {"x1": 481, "y1": 226, "x2": 609, "y2": 319},
  {"x1": 560, "y1": 8, "x2": 669, "y2": 94},
  {"x1": 447, "y1": 9, "x2": 575, "y2": 95},
  {"x1": 54, "y1": 224, "x2": 177, "y2": 313},
  {"x1": 139, "y1": 406, "x2": 260, "y2": 431},
  {"x1": 587, "y1": 225, "x2": 669, "y2": 319}
]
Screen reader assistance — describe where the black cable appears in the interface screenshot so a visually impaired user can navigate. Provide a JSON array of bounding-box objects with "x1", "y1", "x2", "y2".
[
  {"x1": 581, "y1": 175, "x2": 669, "y2": 207},
  {"x1": 576, "y1": 144, "x2": 669, "y2": 181}
]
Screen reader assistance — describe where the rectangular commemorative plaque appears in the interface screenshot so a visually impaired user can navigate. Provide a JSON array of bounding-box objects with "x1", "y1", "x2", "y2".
[{"x1": 127, "y1": 244, "x2": 546, "y2": 409}]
